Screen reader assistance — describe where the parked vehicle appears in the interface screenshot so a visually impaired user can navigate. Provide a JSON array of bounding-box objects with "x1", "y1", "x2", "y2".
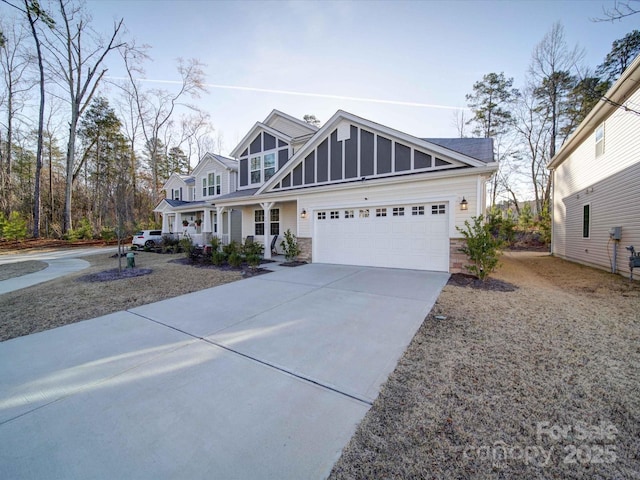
[{"x1": 132, "y1": 230, "x2": 163, "y2": 248}]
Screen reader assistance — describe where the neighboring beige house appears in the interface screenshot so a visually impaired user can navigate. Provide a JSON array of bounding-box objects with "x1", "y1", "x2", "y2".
[
  {"x1": 548, "y1": 54, "x2": 640, "y2": 278},
  {"x1": 156, "y1": 109, "x2": 498, "y2": 272}
]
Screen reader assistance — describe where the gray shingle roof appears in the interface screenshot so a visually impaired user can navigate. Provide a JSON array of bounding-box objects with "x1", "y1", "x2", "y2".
[
  {"x1": 164, "y1": 199, "x2": 208, "y2": 208},
  {"x1": 210, "y1": 153, "x2": 238, "y2": 170},
  {"x1": 214, "y1": 188, "x2": 260, "y2": 201},
  {"x1": 422, "y1": 138, "x2": 494, "y2": 163}
]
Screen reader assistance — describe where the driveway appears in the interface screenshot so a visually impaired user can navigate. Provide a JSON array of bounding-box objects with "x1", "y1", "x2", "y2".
[{"x1": 0, "y1": 264, "x2": 448, "y2": 479}]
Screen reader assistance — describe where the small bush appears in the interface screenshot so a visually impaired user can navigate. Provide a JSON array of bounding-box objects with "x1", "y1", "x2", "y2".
[
  {"x1": 3, "y1": 212, "x2": 28, "y2": 241},
  {"x1": 242, "y1": 239, "x2": 264, "y2": 258},
  {"x1": 499, "y1": 210, "x2": 517, "y2": 244},
  {"x1": 210, "y1": 236, "x2": 222, "y2": 253},
  {"x1": 456, "y1": 215, "x2": 503, "y2": 281},
  {"x1": 536, "y1": 204, "x2": 551, "y2": 245},
  {"x1": 0, "y1": 212, "x2": 7, "y2": 238},
  {"x1": 246, "y1": 254, "x2": 261, "y2": 269},
  {"x1": 519, "y1": 203, "x2": 533, "y2": 229},
  {"x1": 223, "y1": 241, "x2": 240, "y2": 257},
  {"x1": 211, "y1": 251, "x2": 227, "y2": 266},
  {"x1": 228, "y1": 252, "x2": 243, "y2": 268},
  {"x1": 161, "y1": 235, "x2": 179, "y2": 253},
  {"x1": 280, "y1": 229, "x2": 301, "y2": 261},
  {"x1": 100, "y1": 227, "x2": 116, "y2": 241}
]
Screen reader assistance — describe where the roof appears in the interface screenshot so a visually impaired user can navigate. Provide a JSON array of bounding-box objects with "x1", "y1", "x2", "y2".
[
  {"x1": 164, "y1": 199, "x2": 209, "y2": 208},
  {"x1": 214, "y1": 188, "x2": 260, "y2": 202},
  {"x1": 422, "y1": 138, "x2": 494, "y2": 163},
  {"x1": 178, "y1": 175, "x2": 195, "y2": 185},
  {"x1": 548, "y1": 53, "x2": 640, "y2": 169},
  {"x1": 209, "y1": 153, "x2": 238, "y2": 170}
]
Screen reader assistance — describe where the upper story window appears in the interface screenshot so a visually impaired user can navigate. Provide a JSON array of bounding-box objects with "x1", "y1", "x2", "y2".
[
  {"x1": 203, "y1": 173, "x2": 221, "y2": 196},
  {"x1": 239, "y1": 131, "x2": 289, "y2": 188},
  {"x1": 595, "y1": 124, "x2": 604, "y2": 157},
  {"x1": 171, "y1": 188, "x2": 182, "y2": 201}
]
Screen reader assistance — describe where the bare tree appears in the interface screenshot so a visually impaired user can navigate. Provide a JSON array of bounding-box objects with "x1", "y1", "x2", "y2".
[
  {"x1": 122, "y1": 49, "x2": 206, "y2": 205},
  {"x1": 450, "y1": 109, "x2": 468, "y2": 138},
  {"x1": 44, "y1": 0, "x2": 124, "y2": 232},
  {"x1": 593, "y1": 0, "x2": 640, "y2": 21}
]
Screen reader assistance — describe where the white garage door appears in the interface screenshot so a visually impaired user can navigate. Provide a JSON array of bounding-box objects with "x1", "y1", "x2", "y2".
[{"x1": 314, "y1": 203, "x2": 449, "y2": 271}]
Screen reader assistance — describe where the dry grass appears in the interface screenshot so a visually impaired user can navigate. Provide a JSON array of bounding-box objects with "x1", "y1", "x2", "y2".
[
  {"x1": 330, "y1": 252, "x2": 640, "y2": 479},
  {"x1": 0, "y1": 260, "x2": 47, "y2": 281},
  {"x1": 0, "y1": 251, "x2": 241, "y2": 342}
]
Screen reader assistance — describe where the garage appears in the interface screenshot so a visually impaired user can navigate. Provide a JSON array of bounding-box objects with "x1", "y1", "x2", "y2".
[{"x1": 314, "y1": 202, "x2": 449, "y2": 271}]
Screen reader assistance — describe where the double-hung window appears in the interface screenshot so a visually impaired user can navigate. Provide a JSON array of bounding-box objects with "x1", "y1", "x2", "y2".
[
  {"x1": 270, "y1": 209, "x2": 280, "y2": 235},
  {"x1": 255, "y1": 209, "x2": 280, "y2": 236},
  {"x1": 205, "y1": 173, "x2": 221, "y2": 196},
  {"x1": 251, "y1": 157, "x2": 261, "y2": 184},
  {"x1": 264, "y1": 153, "x2": 276, "y2": 181},
  {"x1": 255, "y1": 210, "x2": 265, "y2": 235}
]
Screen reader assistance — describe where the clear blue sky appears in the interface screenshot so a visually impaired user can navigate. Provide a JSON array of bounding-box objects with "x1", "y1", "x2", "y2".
[{"x1": 83, "y1": 0, "x2": 638, "y2": 153}]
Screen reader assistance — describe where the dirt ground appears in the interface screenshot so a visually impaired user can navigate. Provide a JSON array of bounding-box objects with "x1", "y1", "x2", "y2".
[
  {"x1": 0, "y1": 251, "x2": 241, "y2": 342},
  {"x1": 0, "y1": 260, "x2": 47, "y2": 281},
  {"x1": 330, "y1": 251, "x2": 640, "y2": 479}
]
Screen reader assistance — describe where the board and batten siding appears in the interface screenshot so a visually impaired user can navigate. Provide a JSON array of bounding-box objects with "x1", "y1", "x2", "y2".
[
  {"x1": 553, "y1": 86, "x2": 640, "y2": 276},
  {"x1": 296, "y1": 174, "x2": 481, "y2": 239}
]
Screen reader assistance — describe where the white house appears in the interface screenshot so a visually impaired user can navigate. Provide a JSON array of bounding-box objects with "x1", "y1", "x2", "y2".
[
  {"x1": 548, "y1": 54, "x2": 640, "y2": 278},
  {"x1": 157, "y1": 109, "x2": 497, "y2": 272}
]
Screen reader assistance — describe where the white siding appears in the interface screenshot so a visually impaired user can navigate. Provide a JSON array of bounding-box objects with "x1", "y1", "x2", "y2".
[
  {"x1": 553, "y1": 87, "x2": 640, "y2": 276},
  {"x1": 297, "y1": 174, "x2": 481, "y2": 239},
  {"x1": 240, "y1": 201, "x2": 296, "y2": 254}
]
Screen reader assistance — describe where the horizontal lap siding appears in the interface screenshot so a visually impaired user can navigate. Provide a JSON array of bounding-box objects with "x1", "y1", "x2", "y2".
[{"x1": 553, "y1": 87, "x2": 640, "y2": 276}]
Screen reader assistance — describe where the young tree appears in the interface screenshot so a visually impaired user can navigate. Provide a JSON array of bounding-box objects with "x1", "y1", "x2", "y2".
[
  {"x1": 596, "y1": 30, "x2": 640, "y2": 82},
  {"x1": 44, "y1": 0, "x2": 124, "y2": 232}
]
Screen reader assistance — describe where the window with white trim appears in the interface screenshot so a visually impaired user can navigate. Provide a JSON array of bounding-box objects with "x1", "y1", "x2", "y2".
[
  {"x1": 255, "y1": 210, "x2": 265, "y2": 235},
  {"x1": 393, "y1": 207, "x2": 405, "y2": 216},
  {"x1": 330, "y1": 211, "x2": 339, "y2": 219},
  {"x1": 344, "y1": 210, "x2": 354, "y2": 218},
  {"x1": 376, "y1": 208, "x2": 387, "y2": 217},
  {"x1": 172, "y1": 188, "x2": 181, "y2": 200},
  {"x1": 412, "y1": 206, "x2": 425, "y2": 216},
  {"x1": 270, "y1": 209, "x2": 280, "y2": 235},
  {"x1": 202, "y1": 178, "x2": 206, "y2": 197},
  {"x1": 264, "y1": 153, "x2": 276, "y2": 181},
  {"x1": 431, "y1": 204, "x2": 446, "y2": 215},
  {"x1": 204, "y1": 173, "x2": 221, "y2": 196},
  {"x1": 250, "y1": 157, "x2": 261, "y2": 184},
  {"x1": 595, "y1": 124, "x2": 604, "y2": 157}
]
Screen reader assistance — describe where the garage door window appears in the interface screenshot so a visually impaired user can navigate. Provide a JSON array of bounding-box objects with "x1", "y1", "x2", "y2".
[
  {"x1": 317, "y1": 212, "x2": 326, "y2": 220},
  {"x1": 432, "y1": 204, "x2": 446, "y2": 215},
  {"x1": 393, "y1": 207, "x2": 405, "y2": 216},
  {"x1": 330, "y1": 211, "x2": 339, "y2": 219},
  {"x1": 376, "y1": 208, "x2": 387, "y2": 217},
  {"x1": 359, "y1": 209, "x2": 370, "y2": 218},
  {"x1": 344, "y1": 210, "x2": 354, "y2": 218},
  {"x1": 412, "y1": 206, "x2": 425, "y2": 215}
]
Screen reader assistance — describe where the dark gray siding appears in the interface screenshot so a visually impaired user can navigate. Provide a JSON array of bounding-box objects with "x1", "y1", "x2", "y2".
[
  {"x1": 361, "y1": 130, "x2": 374, "y2": 176},
  {"x1": 330, "y1": 130, "x2": 342, "y2": 181},
  {"x1": 304, "y1": 152, "x2": 315, "y2": 184},
  {"x1": 282, "y1": 173, "x2": 291, "y2": 188},
  {"x1": 415, "y1": 150, "x2": 432, "y2": 169},
  {"x1": 345, "y1": 126, "x2": 358, "y2": 178},
  {"x1": 278, "y1": 149, "x2": 288, "y2": 169},
  {"x1": 239, "y1": 158, "x2": 248, "y2": 187},
  {"x1": 292, "y1": 164, "x2": 303, "y2": 186},
  {"x1": 317, "y1": 139, "x2": 328, "y2": 182},
  {"x1": 278, "y1": 139, "x2": 288, "y2": 148},
  {"x1": 377, "y1": 136, "x2": 392, "y2": 174},
  {"x1": 435, "y1": 157, "x2": 451, "y2": 166},
  {"x1": 395, "y1": 143, "x2": 411, "y2": 171},
  {"x1": 264, "y1": 133, "x2": 276, "y2": 150},
  {"x1": 250, "y1": 134, "x2": 261, "y2": 154}
]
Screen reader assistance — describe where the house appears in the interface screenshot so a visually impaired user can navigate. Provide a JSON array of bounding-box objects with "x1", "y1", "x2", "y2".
[
  {"x1": 154, "y1": 152, "x2": 242, "y2": 245},
  {"x1": 548, "y1": 54, "x2": 640, "y2": 278},
  {"x1": 157, "y1": 109, "x2": 497, "y2": 272}
]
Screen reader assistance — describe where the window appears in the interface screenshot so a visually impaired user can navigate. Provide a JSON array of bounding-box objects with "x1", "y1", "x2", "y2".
[
  {"x1": 393, "y1": 207, "x2": 405, "y2": 216},
  {"x1": 431, "y1": 204, "x2": 446, "y2": 215},
  {"x1": 330, "y1": 211, "x2": 339, "y2": 219},
  {"x1": 250, "y1": 157, "x2": 261, "y2": 184},
  {"x1": 172, "y1": 188, "x2": 181, "y2": 200},
  {"x1": 583, "y1": 204, "x2": 590, "y2": 238},
  {"x1": 359, "y1": 209, "x2": 370, "y2": 218},
  {"x1": 270, "y1": 209, "x2": 280, "y2": 235},
  {"x1": 202, "y1": 178, "x2": 206, "y2": 197},
  {"x1": 317, "y1": 211, "x2": 326, "y2": 220},
  {"x1": 205, "y1": 173, "x2": 221, "y2": 196},
  {"x1": 255, "y1": 210, "x2": 265, "y2": 235},
  {"x1": 344, "y1": 210, "x2": 354, "y2": 218},
  {"x1": 264, "y1": 153, "x2": 276, "y2": 181},
  {"x1": 595, "y1": 124, "x2": 604, "y2": 157},
  {"x1": 215, "y1": 174, "x2": 221, "y2": 195},
  {"x1": 412, "y1": 206, "x2": 425, "y2": 216},
  {"x1": 376, "y1": 208, "x2": 387, "y2": 217}
]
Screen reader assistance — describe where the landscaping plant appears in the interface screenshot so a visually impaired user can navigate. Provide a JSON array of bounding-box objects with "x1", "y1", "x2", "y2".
[
  {"x1": 280, "y1": 229, "x2": 301, "y2": 261},
  {"x1": 456, "y1": 215, "x2": 503, "y2": 281}
]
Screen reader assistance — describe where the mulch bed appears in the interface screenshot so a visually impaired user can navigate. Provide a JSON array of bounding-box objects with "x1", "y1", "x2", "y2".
[
  {"x1": 168, "y1": 257, "x2": 271, "y2": 278},
  {"x1": 280, "y1": 261, "x2": 308, "y2": 267},
  {"x1": 78, "y1": 268, "x2": 153, "y2": 282},
  {"x1": 447, "y1": 273, "x2": 518, "y2": 291}
]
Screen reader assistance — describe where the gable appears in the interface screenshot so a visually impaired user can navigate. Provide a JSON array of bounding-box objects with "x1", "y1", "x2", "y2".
[
  {"x1": 236, "y1": 127, "x2": 291, "y2": 189},
  {"x1": 192, "y1": 153, "x2": 237, "y2": 177},
  {"x1": 262, "y1": 114, "x2": 485, "y2": 193},
  {"x1": 264, "y1": 109, "x2": 318, "y2": 138}
]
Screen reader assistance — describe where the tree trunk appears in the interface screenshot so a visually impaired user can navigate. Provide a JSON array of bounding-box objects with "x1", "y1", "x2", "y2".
[{"x1": 63, "y1": 113, "x2": 78, "y2": 232}]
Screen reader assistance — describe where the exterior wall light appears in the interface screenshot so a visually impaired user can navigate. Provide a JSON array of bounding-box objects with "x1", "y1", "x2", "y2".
[
  {"x1": 300, "y1": 208, "x2": 308, "y2": 219},
  {"x1": 460, "y1": 197, "x2": 468, "y2": 211}
]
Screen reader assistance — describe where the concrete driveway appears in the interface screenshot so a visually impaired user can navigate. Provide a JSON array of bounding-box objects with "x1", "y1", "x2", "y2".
[{"x1": 0, "y1": 263, "x2": 448, "y2": 479}]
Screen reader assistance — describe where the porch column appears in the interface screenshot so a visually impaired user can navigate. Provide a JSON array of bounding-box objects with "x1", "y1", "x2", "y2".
[
  {"x1": 203, "y1": 207, "x2": 212, "y2": 233},
  {"x1": 216, "y1": 206, "x2": 225, "y2": 243},
  {"x1": 175, "y1": 212, "x2": 182, "y2": 238},
  {"x1": 227, "y1": 209, "x2": 233, "y2": 245},
  {"x1": 261, "y1": 202, "x2": 274, "y2": 259},
  {"x1": 162, "y1": 212, "x2": 170, "y2": 234}
]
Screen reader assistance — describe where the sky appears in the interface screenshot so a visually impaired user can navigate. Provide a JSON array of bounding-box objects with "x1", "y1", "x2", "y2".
[{"x1": 26, "y1": 0, "x2": 640, "y2": 155}]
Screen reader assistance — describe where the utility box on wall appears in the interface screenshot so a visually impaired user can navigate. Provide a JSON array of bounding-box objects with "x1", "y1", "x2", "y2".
[{"x1": 609, "y1": 226, "x2": 622, "y2": 240}]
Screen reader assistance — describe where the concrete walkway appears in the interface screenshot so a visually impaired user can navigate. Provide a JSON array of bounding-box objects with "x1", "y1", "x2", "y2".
[
  {"x1": 0, "y1": 258, "x2": 90, "y2": 295},
  {"x1": 0, "y1": 264, "x2": 449, "y2": 479}
]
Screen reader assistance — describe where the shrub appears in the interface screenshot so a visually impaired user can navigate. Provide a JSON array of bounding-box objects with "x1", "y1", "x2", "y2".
[
  {"x1": 76, "y1": 218, "x2": 94, "y2": 240},
  {"x1": 161, "y1": 235, "x2": 179, "y2": 253},
  {"x1": 3, "y1": 212, "x2": 28, "y2": 241},
  {"x1": 223, "y1": 240, "x2": 240, "y2": 257},
  {"x1": 0, "y1": 212, "x2": 7, "y2": 238},
  {"x1": 100, "y1": 227, "x2": 116, "y2": 241},
  {"x1": 456, "y1": 215, "x2": 503, "y2": 281},
  {"x1": 499, "y1": 210, "x2": 517, "y2": 244},
  {"x1": 280, "y1": 229, "x2": 301, "y2": 261},
  {"x1": 519, "y1": 203, "x2": 533, "y2": 229},
  {"x1": 211, "y1": 251, "x2": 227, "y2": 266},
  {"x1": 228, "y1": 252, "x2": 243, "y2": 268},
  {"x1": 246, "y1": 254, "x2": 261, "y2": 269},
  {"x1": 210, "y1": 236, "x2": 222, "y2": 253},
  {"x1": 242, "y1": 239, "x2": 264, "y2": 258},
  {"x1": 536, "y1": 204, "x2": 552, "y2": 245}
]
